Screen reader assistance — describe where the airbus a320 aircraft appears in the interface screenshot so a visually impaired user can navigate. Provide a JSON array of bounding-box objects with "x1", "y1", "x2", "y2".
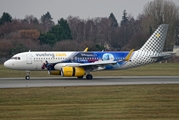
[{"x1": 4, "y1": 24, "x2": 172, "y2": 80}]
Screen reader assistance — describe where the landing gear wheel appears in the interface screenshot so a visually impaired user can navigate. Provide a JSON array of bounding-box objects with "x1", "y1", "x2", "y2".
[
  {"x1": 25, "y1": 70, "x2": 30, "y2": 80},
  {"x1": 25, "y1": 75, "x2": 30, "y2": 80},
  {"x1": 77, "y1": 76, "x2": 83, "y2": 79},
  {"x1": 86, "y1": 74, "x2": 93, "y2": 80}
]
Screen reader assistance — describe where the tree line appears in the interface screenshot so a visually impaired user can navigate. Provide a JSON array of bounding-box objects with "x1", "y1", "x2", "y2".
[{"x1": 0, "y1": 0, "x2": 179, "y2": 59}]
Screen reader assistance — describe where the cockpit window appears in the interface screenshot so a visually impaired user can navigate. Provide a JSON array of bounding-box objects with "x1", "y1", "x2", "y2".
[{"x1": 11, "y1": 57, "x2": 21, "y2": 60}]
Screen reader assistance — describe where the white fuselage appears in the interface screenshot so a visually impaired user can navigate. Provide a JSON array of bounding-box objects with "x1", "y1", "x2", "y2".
[
  {"x1": 4, "y1": 52, "x2": 74, "y2": 70},
  {"x1": 4, "y1": 50, "x2": 158, "y2": 71}
]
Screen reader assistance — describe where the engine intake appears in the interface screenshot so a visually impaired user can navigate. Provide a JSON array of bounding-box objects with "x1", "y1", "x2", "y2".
[{"x1": 61, "y1": 67, "x2": 85, "y2": 77}]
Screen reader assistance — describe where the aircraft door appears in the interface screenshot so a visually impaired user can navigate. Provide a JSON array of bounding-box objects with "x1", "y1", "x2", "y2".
[{"x1": 26, "y1": 54, "x2": 32, "y2": 64}]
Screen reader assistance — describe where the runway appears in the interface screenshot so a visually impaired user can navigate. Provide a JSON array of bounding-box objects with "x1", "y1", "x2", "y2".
[{"x1": 0, "y1": 76, "x2": 179, "y2": 88}]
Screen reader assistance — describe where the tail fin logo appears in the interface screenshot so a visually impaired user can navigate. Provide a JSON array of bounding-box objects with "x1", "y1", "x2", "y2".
[{"x1": 156, "y1": 33, "x2": 160, "y2": 37}]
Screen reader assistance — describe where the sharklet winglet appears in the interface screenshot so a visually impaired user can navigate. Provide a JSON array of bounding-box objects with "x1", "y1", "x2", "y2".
[
  {"x1": 124, "y1": 49, "x2": 134, "y2": 61},
  {"x1": 83, "y1": 47, "x2": 88, "y2": 52}
]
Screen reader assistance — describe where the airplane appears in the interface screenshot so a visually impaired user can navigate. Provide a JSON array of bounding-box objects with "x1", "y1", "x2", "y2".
[{"x1": 4, "y1": 24, "x2": 173, "y2": 80}]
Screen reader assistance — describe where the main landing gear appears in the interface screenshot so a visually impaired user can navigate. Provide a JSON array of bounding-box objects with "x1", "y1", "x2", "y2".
[
  {"x1": 77, "y1": 74, "x2": 93, "y2": 80},
  {"x1": 86, "y1": 74, "x2": 93, "y2": 80},
  {"x1": 25, "y1": 71, "x2": 30, "y2": 80},
  {"x1": 24, "y1": 71, "x2": 93, "y2": 80}
]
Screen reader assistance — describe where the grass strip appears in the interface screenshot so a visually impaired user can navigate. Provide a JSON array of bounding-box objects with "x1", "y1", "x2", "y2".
[{"x1": 0, "y1": 85, "x2": 179, "y2": 119}]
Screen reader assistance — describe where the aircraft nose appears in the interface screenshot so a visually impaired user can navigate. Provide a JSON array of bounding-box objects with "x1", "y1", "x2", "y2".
[{"x1": 4, "y1": 60, "x2": 11, "y2": 69}]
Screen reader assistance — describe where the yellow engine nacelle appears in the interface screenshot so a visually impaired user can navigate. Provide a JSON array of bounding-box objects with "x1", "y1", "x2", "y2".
[
  {"x1": 61, "y1": 67, "x2": 85, "y2": 77},
  {"x1": 48, "y1": 70, "x2": 61, "y2": 75}
]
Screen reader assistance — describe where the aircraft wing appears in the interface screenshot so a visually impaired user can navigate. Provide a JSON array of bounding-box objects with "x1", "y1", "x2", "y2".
[
  {"x1": 79, "y1": 60, "x2": 117, "y2": 67},
  {"x1": 58, "y1": 60, "x2": 117, "y2": 67},
  {"x1": 64, "y1": 49, "x2": 134, "y2": 67},
  {"x1": 54, "y1": 49, "x2": 134, "y2": 70},
  {"x1": 54, "y1": 60, "x2": 117, "y2": 70}
]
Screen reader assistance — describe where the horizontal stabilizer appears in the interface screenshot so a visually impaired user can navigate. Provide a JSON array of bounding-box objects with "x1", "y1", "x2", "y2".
[{"x1": 151, "y1": 52, "x2": 175, "y2": 60}]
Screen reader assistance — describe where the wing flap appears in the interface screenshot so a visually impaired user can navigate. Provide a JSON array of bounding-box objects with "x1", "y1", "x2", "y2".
[
  {"x1": 79, "y1": 60, "x2": 117, "y2": 67},
  {"x1": 54, "y1": 61, "x2": 117, "y2": 70}
]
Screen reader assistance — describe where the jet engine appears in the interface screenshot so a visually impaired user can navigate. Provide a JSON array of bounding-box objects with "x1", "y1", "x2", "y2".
[
  {"x1": 61, "y1": 67, "x2": 85, "y2": 77},
  {"x1": 48, "y1": 70, "x2": 61, "y2": 75}
]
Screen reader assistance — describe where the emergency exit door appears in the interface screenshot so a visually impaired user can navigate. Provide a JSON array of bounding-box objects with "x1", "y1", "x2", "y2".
[{"x1": 26, "y1": 54, "x2": 32, "y2": 64}]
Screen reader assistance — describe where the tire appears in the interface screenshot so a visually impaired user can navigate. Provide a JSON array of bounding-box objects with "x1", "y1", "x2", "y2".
[
  {"x1": 25, "y1": 75, "x2": 30, "y2": 80},
  {"x1": 86, "y1": 74, "x2": 93, "y2": 80}
]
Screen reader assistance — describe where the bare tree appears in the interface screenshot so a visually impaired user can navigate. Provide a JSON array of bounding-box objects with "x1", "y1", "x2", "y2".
[
  {"x1": 84, "y1": 19, "x2": 97, "y2": 43},
  {"x1": 0, "y1": 39, "x2": 12, "y2": 57},
  {"x1": 141, "y1": 0, "x2": 179, "y2": 51},
  {"x1": 67, "y1": 16, "x2": 84, "y2": 42},
  {"x1": 24, "y1": 15, "x2": 39, "y2": 25}
]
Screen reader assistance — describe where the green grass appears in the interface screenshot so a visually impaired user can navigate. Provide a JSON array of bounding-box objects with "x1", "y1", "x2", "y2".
[
  {"x1": 1, "y1": 63, "x2": 179, "y2": 119},
  {"x1": 93, "y1": 63, "x2": 179, "y2": 76},
  {"x1": 0, "y1": 85, "x2": 179, "y2": 119},
  {"x1": 1, "y1": 63, "x2": 179, "y2": 78}
]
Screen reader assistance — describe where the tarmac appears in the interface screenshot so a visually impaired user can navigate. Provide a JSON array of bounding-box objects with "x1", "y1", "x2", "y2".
[{"x1": 0, "y1": 76, "x2": 179, "y2": 88}]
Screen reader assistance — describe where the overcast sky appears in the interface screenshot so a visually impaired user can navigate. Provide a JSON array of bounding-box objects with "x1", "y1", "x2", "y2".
[{"x1": 0, "y1": 0, "x2": 179, "y2": 23}]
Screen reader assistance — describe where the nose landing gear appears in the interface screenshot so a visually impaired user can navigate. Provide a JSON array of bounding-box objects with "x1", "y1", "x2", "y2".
[{"x1": 25, "y1": 71, "x2": 30, "y2": 80}]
